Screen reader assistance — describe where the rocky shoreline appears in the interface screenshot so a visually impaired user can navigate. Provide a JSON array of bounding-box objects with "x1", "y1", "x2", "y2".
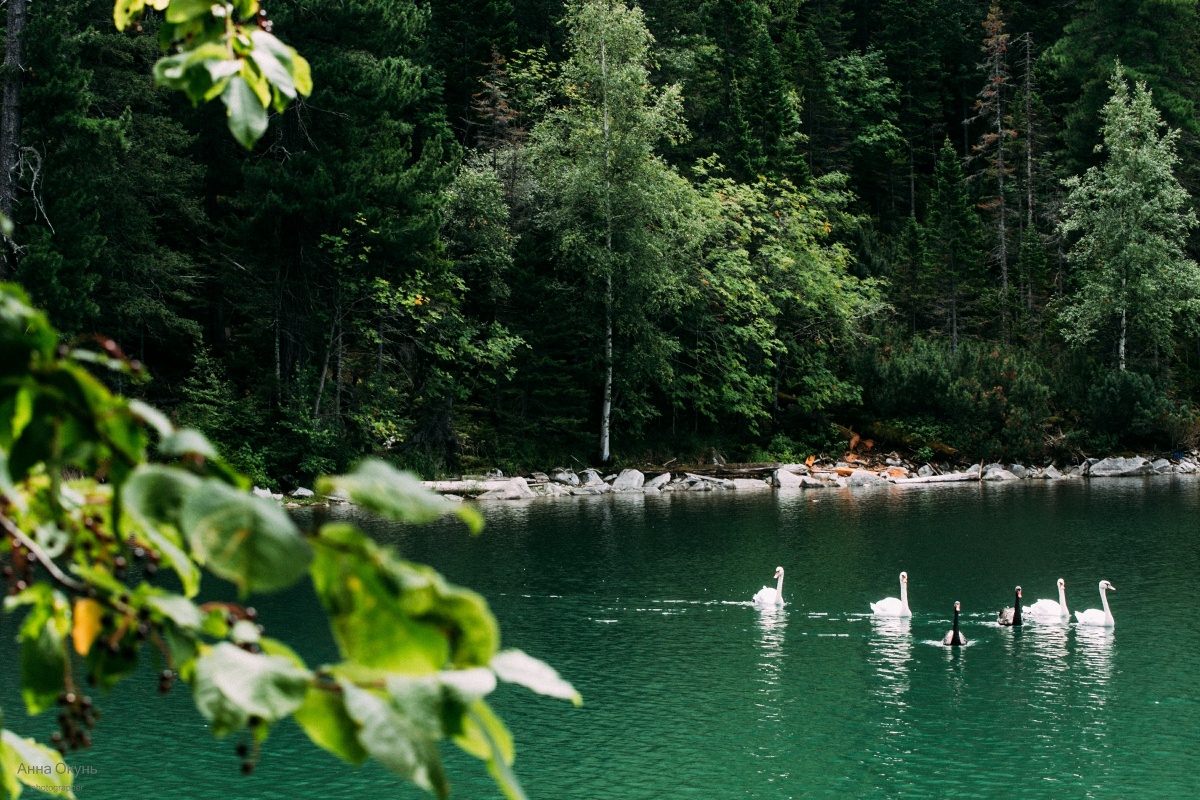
[{"x1": 415, "y1": 453, "x2": 1200, "y2": 502}]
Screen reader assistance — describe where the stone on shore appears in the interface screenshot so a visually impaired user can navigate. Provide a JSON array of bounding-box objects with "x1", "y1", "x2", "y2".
[
  {"x1": 774, "y1": 468, "x2": 805, "y2": 489},
  {"x1": 570, "y1": 484, "x2": 611, "y2": 495},
  {"x1": 1039, "y1": 465, "x2": 1064, "y2": 479},
  {"x1": 551, "y1": 468, "x2": 580, "y2": 486},
  {"x1": 291, "y1": 487, "x2": 315, "y2": 498},
  {"x1": 580, "y1": 468, "x2": 605, "y2": 486},
  {"x1": 531, "y1": 471, "x2": 551, "y2": 483},
  {"x1": 477, "y1": 477, "x2": 536, "y2": 500},
  {"x1": 1151, "y1": 458, "x2": 1172, "y2": 474},
  {"x1": 917, "y1": 464, "x2": 935, "y2": 477},
  {"x1": 1008, "y1": 464, "x2": 1027, "y2": 478},
  {"x1": 542, "y1": 482, "x2": 572, "y2": 497},
  {"x1": 612, "y1": 469, "x2": 645, "y2": 492},
  {"x1": 848, "y1": 469, "x2": 887, "y2": 486},
  {"x1": 1177, "y1": 460, "x2": 1197, "y2": 474},
  {"x1": 253, "y1": 486, "x2": 274, "y2": 498},
  {"x1": 963, "y1": 464, "x2": 981, "y2": 478},
  {"x1": 730, "y1": 478, "x2": 771, "y2": 490},
  {"x1": 982, "y1": 468, "x2": 1018, "y2": 481},
  {"x1": 645, "y1": 472, "x2": 672, "y2": 489},
  {"x1": 800, "y1": 475, "x2": 828, "y2": 488},
  {"x1": 1089, "y1": 456, "x2": 1151, "y2": 477}
]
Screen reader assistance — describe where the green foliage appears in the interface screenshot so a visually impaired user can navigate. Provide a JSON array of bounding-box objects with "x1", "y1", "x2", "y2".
[
  {"x1": 0, "y1": 285, "x2": 576, "y2": 798},
  {"x1": 1057, "y1": 67, "x2": 1200, "y2": 371},
  {"x1": 116, "y1": 0, "x2": 312, "y2": 147}
]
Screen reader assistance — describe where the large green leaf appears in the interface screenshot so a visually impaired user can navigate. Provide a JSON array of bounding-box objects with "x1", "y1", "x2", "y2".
[
  {"x1": 309, "y1": 524, "x2": 449, "y2": 674},
  {"x1": 221, "y1": 77, "x2": 268, "y2": 150},
  {"x1": 292, "y1": 687, "x2": 368, "y2": 765},
  {"x1": 490, "y1": 650, "x2": 581, "y2": 706},
  {"x1": 339, "y1": 682, "x2": 448, "y2": 798},
  {"x1": 316, "y1": 459, "x2": 482, "y2": 534},
  {"x1": 4, "y1": 586, "x2": 70, "y2": 715},
  {"x1": 1, "y1": 729, "x2": 75, "y2": 800},
  {"x1": 193, "y1": 643, "x2": 311, "y2": 737},
  {"x1": 180, "y1": 480, "x2": 311, "y2": 595}
]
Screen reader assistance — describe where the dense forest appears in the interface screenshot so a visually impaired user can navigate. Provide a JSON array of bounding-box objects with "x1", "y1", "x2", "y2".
[{"x1": 4, "y1": 0, "x2": 1200, "y2": 482}]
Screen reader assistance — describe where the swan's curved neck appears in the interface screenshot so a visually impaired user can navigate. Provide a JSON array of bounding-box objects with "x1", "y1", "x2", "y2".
[
  {"x1": 900, "y1": 580, "x2": 909, "y2": 612},
  {"x1": 951, "y1": 608, "x2": 960, "y2": 634},
  {"x1": 776, "y1": 571, "x2": 784, "y2": 595},
  {"x1": 1100, "y1": 586, "x2": 1111, "y2": 617},
  {"x1": 1013, "y1": 591, "x2": 1022, "y2": 623},
  {"x1": 1058, "y1": 584, "x2": 1068, "y2": 613}
]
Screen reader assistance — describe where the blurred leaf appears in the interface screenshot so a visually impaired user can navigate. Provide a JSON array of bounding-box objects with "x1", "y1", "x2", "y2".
[
  {"x1": 4, "y1": 585, "x2": 70, "y2": 715},
  {"x1": 316, "y1": 458, "x2": 482, "y2": 534},
  {"x1": 491, "y1": 650, "x2": 581, "y2": 706},
  {"x1": 293, "y1": 687, "x2": 368, "y2": 764},
  {"x1": 159, "y1": 428, "x2": 219, "y2": 460},
  {"x1": 221, "y1": 77, "x2": 268, "y2": 149},
  {"x1": 1, "y1": 729, "x2": 75, "y2": 799},
  {"x1": 71, "y1": 598, "x2": 104, "y2": 656},
  {"x1": 193, "y1": 643, "x2": 311, "y2": 737},
  {"x1": 340, "y1": 682, "x2": 448, "y2": 797},
  {"x1": 180, "y1": 480, "x2": 311, "y2": 595},
  {"x1": 146, "y1": 593, "x2": 202, "y2": 631}
]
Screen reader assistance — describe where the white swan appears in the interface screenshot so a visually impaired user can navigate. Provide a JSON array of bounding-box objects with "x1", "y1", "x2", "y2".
[
  {"x1": 870, "y1": 571, "x2": 911, "y2": 617},
  {"x1": 1024, "y1": 578, "x2": 1069, "y2": 620},
  {"x1": 1075, "y1": 580, "x2": 1115, "y2": 627},
  {"x1": 753, "y1": 567, "x2": 785, "y2": 607}
]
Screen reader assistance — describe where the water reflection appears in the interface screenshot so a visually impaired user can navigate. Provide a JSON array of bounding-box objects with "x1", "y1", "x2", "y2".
[
  {"x1": 868, "y1": 616, "x2": 912, "y2": 705},
  {"x1": 754, "y1": 606, "x2": 788, "y2": 718}
]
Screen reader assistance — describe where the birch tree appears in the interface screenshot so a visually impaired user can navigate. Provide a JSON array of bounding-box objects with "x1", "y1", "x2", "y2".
[
  {"x1": 531, "y1": 0, "x2": 694, "y2": 463},
  {"x1": 1059, "y1": 67, "x2": 1200, "y2": 371}
]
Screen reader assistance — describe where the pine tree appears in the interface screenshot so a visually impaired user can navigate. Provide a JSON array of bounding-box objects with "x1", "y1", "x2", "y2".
[
  {"x1": 969, "y1": 3, "x2": 1017, "y2": 336},
  {"x1": 925, "y1": 139, "x2": 986, "y2": 352}
]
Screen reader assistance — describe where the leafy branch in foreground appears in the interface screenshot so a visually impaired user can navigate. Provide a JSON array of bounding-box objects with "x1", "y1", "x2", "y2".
[
  {"x1": 0, "y1": 284, "x2": 577, "y2": 800},
  {"x1": 113, "y1": 0, "x2": 312, "y2": 148}
]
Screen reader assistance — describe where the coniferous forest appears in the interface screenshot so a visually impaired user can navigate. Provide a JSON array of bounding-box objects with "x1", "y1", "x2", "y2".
[{"x1": 6, "y1": 0, "x2": 1200, "y2": 482}]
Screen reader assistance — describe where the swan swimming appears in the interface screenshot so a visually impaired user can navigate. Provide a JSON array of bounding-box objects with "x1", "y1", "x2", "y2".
[
  {"x1": 1024, "y1": 578, "x2": 1069, "y2": 620},
  {"x1": 870, "y1": 571, "x2": 911, "y2": 617},
  {"x1": 998, "y1": 586, "x2": 1023, "y2": 626},
  {"x1": 753, "y1": 566, "x2": 785, "y2": 607},
  {"x1": 942, "y1": 600, "x2": 967, "y2": 646},
  {"x1": 1075, "y1": 580, "x2": 1116, "y2": 627}
]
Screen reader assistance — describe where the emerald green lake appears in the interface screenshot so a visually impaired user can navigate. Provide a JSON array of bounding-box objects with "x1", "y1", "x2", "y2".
[{"x1": 4, "y1": 479, "x2": 1200, "y2": 798}]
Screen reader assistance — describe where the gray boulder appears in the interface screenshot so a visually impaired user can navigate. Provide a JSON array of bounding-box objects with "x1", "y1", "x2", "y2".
[
  {"x1": 477, "y1": 477, "x2": 536, "y2": 500},
  {"x1": 982, "y1": 468, "x2": 1018, "y2": 481},
  {"x1": 1008, "y1": 464, "x2": 1027, "y2": 479},
  {"x1": 1040, "y1": 465, "x2": 1064, "y2": 479},
  {"x1": 730, "y1": 478, "x2": 771, "y2": 490},
  {"x1": 1089, "y1": 456, "x2": 1152, "y2": 477},
  {"x1": 645, "y1": 472, "x2": 672, "y2": 489},
  {"x1": 1177, "y1": 460, "x2": 1197, "y2": 474},
  {"x1": 611, "y1": 469, "x2": 645, "y2": 492},
  {"x1": 542, "y1": 482, "x2": 572, "y2": 497},
  {"x1": 982, "y1": 463, "x2": 1004, "y2": 475},
  {"x1": 848, "y1": 469, "x2": 887, "y2": 486},
  {"x1": 774, "y1": 468, "x2": 805, "y2": 489},
  {"x1": 570, "y1": 484, "x2": 611, "y2": 496},
  {"x1": 290, "y1": 487, "x2": 315, "y2": 498},
  {"x1": 1151, "y1": 458, "x2": 1172, "y2": 474},
  {"x1": 253, "y1": 486, "x2": 274, "y2": 498},
  {"x1": 917, "y1": 464, "x2": 935, "y2": 477},
  {"x1": 531, "y1": 471, "x2": 551, "y2": 483},
  {"x1": 551, "y1": 468, "x2": 580, "y2": 486},
  {"x1": 580, "y1": 468, "x2": 606, "y2": 486},
  {"x1": 800, "y1": 475, "x2": 828, "y2": 488},
  {"x1": 963, "y1": 464, "x2": 982, "y2": 478}
]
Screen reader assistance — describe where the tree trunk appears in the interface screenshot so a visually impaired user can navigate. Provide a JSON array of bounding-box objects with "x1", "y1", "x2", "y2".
[
  {"x1": 313, "y1": 314, "x2": 337, "y2": 416},
  {"x1": 334, "y1": 318, "x2": 343, "y2": 418},
  {"x1": 0, "y1": 0, "x2": 27, "y2": 278},
  {"x1": 598, "y1": 36, "x2": 614, "y2": 465},
  {"x1": 1118, "y1": 276, "x2": 1127, "y2": 371}
]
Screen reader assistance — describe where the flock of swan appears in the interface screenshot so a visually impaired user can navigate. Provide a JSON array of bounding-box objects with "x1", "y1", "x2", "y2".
[{"x1": 752, "y1": 568, "x2": 1116, "y2": 646}]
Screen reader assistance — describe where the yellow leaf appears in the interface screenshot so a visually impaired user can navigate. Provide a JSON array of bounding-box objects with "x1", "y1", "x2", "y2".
[{"x1": 72, "y1": 598, "x2": 104, "y2": 656}]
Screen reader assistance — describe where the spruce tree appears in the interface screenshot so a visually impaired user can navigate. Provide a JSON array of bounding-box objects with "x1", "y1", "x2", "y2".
[{"x1": 925, "y1": 139, "x2": 985, "y2": 351}]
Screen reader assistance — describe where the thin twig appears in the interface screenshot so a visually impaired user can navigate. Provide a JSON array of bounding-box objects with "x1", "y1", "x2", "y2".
[{"x1": 0, "y1": 512, "x2": 86, "y2": 592}]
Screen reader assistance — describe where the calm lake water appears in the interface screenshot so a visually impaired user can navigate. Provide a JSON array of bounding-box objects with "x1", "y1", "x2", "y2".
[{"x1": 4, "y1": 479, "x2": 1200, "y2": 798}]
